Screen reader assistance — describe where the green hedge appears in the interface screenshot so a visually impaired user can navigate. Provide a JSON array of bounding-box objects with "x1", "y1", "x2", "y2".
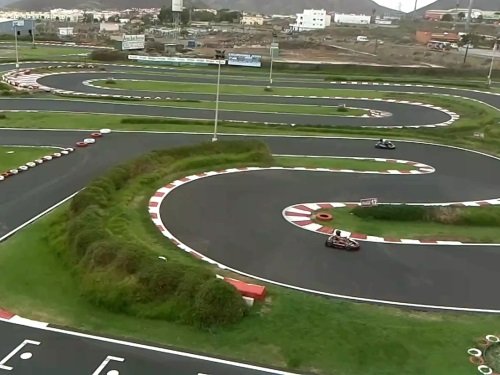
[
  {"x1": 352, "y1": 205, "x2": 500, "y2": 227},
  {"x1": 54, "y1": 140, "x2": 272, "y2": 328},
  {"x1": 351, "y1": 205, "x2": 428, "y2": 221}
]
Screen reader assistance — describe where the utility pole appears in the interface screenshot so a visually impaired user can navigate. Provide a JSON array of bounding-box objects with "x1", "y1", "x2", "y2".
[
  {"x1": 463, "y1": 0, "x2": 474, "y2": 64},
  {"x1": 31, "y1": 20, "x2": 36, "y2": 49},
  {"x1": 212, "y1": 49, "x2": 225, "y2": 142},
  {"x1": 487, "y1": 40, "x2": 497, "y2": 86}
]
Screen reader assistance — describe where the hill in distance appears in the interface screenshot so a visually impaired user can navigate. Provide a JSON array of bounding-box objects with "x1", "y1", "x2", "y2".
[
  {"x1": 5, "y1": 0, "x2": 400, "y2": 15},
  {"x1": 413, "y1": 0, "x2": 500, "y2": 14}
]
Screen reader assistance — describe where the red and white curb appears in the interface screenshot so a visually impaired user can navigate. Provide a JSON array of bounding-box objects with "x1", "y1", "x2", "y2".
[
  {"x1": 148, "y1": 163, "x2": 435, "y2": 259},
  {"x1": 282, "y1": 199, "x2": 500, "y2": 246},
  {"x1": 0, "y1": 307, "x2": 48, "y2": 328},
  {"x1": 2, "y1": 66, "x2": 98, "y2": 91},
  {"x1": 0, "y1": 146, "x2": 74, "y2": 182},
  {"x1": 273, "y1": 155, "x2": 435, "y2": 174},
  {"x1": 0, "y1": 129, "x2": 111, "y2": 182}
]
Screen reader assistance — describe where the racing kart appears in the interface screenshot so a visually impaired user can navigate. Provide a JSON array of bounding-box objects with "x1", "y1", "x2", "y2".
[
  {"x1": 325, "y1": 235, "x2": 360, "y2": 251},
  {"x1": 375, "y1": 141, "x2": 396, "y2": 150}
]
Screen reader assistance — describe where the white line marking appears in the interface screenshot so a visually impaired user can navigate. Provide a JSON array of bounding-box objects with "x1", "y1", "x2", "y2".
[
  {"x1": 0, "y1": 339, "x2": 40, "y2": 370},
  {"x1": 0, "y1": 191, "x2": 81, "y2": 242},
  {"x1": 91, "y1": 355, "x2": 125, "y2": 375}
]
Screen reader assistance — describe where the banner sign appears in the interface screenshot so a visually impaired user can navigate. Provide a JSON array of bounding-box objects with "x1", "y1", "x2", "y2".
[
  {"x1": 360, "y1": 198, "x2": 378, "y2": 207},
  {"x1": 122, "y1": 34, "x2": 145, "y2": 50},
  {"x1": 128, "y1": 55, "x2": 222, "y2": 65},
  {"x1": 227, "y1": 53, "x2": 262, "y2": 68},
  {"x1": 12, "y1": 20, "x2": 24, "y2": 28}
]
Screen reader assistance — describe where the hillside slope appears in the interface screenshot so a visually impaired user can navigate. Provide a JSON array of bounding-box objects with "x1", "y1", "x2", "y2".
[
  {"x1": 5, "y1": 0, "x2": 398, "y2": 15},
  {"x1": 414, "y1": 0, "x2": 500, "y2": 14}
]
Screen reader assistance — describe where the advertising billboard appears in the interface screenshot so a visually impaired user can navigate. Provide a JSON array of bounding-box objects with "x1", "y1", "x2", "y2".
[
  {"x1": 122, "y1": 34, "x2": 145, "y2": 50},
  {"x1": 172, "y1": 0, "x2": 183, "y2": 12},
  {"x1": 227, "y1": 53, "x2": 262, "y2": 68}
]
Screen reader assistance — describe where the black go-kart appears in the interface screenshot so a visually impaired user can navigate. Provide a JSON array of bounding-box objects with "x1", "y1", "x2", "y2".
[
  {"x1": 375, "y1": 140, "x2": 396, "y2": 150},
  {"x1": 325, "y1": 235, "x2": 361, "y2": 251}
]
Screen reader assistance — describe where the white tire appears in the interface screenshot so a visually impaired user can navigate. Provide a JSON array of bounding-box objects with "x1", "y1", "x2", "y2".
[
  {"x1": 100, "y1": 128, "x2": 111, "y2": 134},
  {"x1": 83, "y1": 138, "x2": 96, "y2": 144},
  {"x1": 35, "y1": 159, "x2": 43, "y2": 164},
  {"x1": 9, "y1": 169, "x2": 18, "y2": 174},
  {"x1": 18, "y1": 165, "x2": 28, "y2": 171},
  {"x1": 43, "y1": 156, "x2": 52, "y2": 161},
  {"x1": 26, "y1": 162, "x2": 36, "y2": 168},
  {"x1": 53, "y1": 153, "x2": 62, "y2": 158}
]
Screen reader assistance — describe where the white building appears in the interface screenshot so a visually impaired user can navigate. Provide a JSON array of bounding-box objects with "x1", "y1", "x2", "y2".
[
  {"x1": 241, "y1": 14, "x2": 264, "y2": 25},
  {"x1": 290, "y1": 9, "x2": 331, "y2": 32},
  {"x1": 99, "y1": 22, "x2": 121, "y2": 32},
  {"x1": 333, "y1": 14, "x2": 371, "y2": 25}
]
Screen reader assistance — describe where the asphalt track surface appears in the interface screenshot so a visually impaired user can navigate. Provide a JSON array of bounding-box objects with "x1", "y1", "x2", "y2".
[{"x1": 1, "y1": 63, "x2": 500, "y2": 374}]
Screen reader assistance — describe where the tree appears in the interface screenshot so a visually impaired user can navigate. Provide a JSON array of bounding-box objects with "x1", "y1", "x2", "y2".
[
  {"x1": 441, "y1": 14, "x2": 453, "y2": 22},
  {"x1": 457, "y1": 12, "x2": 465, "y2": 20},
  {"x1": 158, "y1": 6, "x2": 170, "y2": 24}
]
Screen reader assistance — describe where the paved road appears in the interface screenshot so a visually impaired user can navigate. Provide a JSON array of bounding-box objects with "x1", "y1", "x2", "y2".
[
  {"x1": 0, "y1": 320, "x2": 297, "y2": 375},
  {"x1": 0, "y1": 63, "x2": 499, "y2": 374},
  {"x1": 36, "y1": 72, "x2": 452, "y2": 127}
]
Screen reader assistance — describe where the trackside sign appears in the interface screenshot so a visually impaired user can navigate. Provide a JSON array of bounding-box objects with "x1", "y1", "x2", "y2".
[{"x1": 360, "y1": 198, "x2": 378, "y2": 207}]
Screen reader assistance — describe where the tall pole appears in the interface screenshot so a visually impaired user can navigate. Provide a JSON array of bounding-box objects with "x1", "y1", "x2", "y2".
[
  {"x1": 31, "y1": 20, "x2": 36, "y2": 49},
  {"x1": 212, "y1": 59, "x2": 221, "y2": 142},
  {"x1": 487, "y1": 41, "x2": 497, "y2": 86},
  {"x1": 269, "y1": 45, "x2": 274, "y2": 85},
  {"x1": 463, "y1": 0, "x2": 474, "y2": 64},
  {"x1": 14, "y1": 24, "x2": 19, "y2": 70}
]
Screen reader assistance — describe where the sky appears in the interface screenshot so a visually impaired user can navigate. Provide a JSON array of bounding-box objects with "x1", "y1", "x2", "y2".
[{"x1": 372, "y1": 0, "x2": 438, "y2": 12}]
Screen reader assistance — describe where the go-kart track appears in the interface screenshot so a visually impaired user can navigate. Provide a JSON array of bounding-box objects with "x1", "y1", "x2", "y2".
[{"x1": 0, "y1": 61, "x2": 500, "y2": 375}]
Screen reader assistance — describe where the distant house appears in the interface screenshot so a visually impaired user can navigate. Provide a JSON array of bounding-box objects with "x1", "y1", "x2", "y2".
[
  {"x1": 416, "y1": 30, "x2": 460, "y2": 44},
  {"x1": 333, "y1": 13, "x2": 371, "y2": 25},
  {"x1": 290, "y1": 9, "x2": 331, "y2": 32},
  {"x1": 241, "y1": 15, "x2": 264, "y2": 26}
]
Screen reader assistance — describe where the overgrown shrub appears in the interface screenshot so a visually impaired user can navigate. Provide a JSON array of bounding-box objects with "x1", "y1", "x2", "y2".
[
  {"x1": 194, "y1": 279, "x2": 247, "y2": 328},
  {"x1": 58, "y1": 141, "x2": 269, "y2": 328},
  {"x1": 352, "y1": 205, "x2": 428, "y2": 221},
  {"x1": 90, "y1": 50, "x2": 128, "y2": 61}
]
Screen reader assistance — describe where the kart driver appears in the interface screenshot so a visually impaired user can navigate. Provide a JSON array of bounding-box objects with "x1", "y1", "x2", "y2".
[
  {"x1": 333, "y1": 230, "x2": 348, "y2": 244},
  {"x1": 379, "y1": 138, "x2": 389, "y2": 145}
]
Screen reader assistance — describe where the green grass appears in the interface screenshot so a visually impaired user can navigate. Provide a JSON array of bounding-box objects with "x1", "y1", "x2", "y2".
[
  {"x1": 313, "y1": 207, "x2": 500, "y2": 243},
  {"x1": 0, "y1": 145, "x2": 57, "y2": 171},
  {"x1": 0, "y1": 44, "x2": 92, "y2": 61},
  {"x1": 274, "y1": 155, "x2": 417, "y2": 171},
  {"x1": 93, "y1": 79, "x2": 392, "y2": 97},
  {"x1": 0, "y1": 166, "x2": 498, "y2": 375}
]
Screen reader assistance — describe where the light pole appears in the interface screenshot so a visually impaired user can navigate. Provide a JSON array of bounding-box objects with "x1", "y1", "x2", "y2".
[
  {"x1": 212, "y1": 49, "x2": 225, "y2": 142},
  {"x1": 31, "y1": 20, "x2": 36, "y2": 49},
  {"x1": 269, "y1": 32, "x2": 277, "y2": 85},
  {"x1": 487, "y1": 41, "x2": 497, "y2": 86},
  {"x1": 13, "y1": 22, "x2": 20, "y2": 70}
]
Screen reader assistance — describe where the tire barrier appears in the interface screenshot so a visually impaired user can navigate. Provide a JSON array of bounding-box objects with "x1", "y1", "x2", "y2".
[
  {"x1": 478, "y1": 365, "x2": 493, "y2": 375},
  {"x1": 316, "y1": 213, "x2": 333, "y2": 221},
  {"x1": 76, "y1": 142, "x2": 88, "y2": 147},
  {"x1": 0, "y1": 147, "x2": 76, "y2": 183},
  {"x1": 468, "y1": 348, "x2": 483, "y2": 357},
  {"x1": 486, "y1": 335, "x2": 500, "y2": 343}
]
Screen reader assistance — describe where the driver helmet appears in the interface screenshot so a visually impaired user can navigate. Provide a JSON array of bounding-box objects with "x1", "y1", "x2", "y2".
[
  {"x1": 335, "y1": 229, "x2": 341, "y2": 236},
  {"x1": 379, "y1": 138, "x2": 383, "y2": 142}
]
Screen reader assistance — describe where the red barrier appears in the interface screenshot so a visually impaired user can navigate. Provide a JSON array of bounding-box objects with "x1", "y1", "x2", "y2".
[{"x1": 224, "y1": 278, "x2": 266, "y2": 300}]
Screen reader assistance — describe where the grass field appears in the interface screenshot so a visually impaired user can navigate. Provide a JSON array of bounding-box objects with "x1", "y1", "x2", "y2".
[
  {"x1": 0, "y1": 44, "x2": 92, "y2": 61},
  {"x1": 313, "y1": 207, "x2": 500, "y2": 243},
  {"x1": 0, "y1": 145, "x2": 57, "y2": 171},
  {"x1": 274, "y1": 155, "x2": 417, "y2": 172},
  {"x1": 0, "y1": 169, "x2": 497, "y2": 375}
]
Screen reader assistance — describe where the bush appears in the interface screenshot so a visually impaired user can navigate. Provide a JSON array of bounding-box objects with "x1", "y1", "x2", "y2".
[
  {"x1": 0, "y1": 113, "x2": 6, "y2": 119},
  {"x1": 90, "y1": 50, "x2": 127, "y2": 61},
  {"x1": 337, "y1": 106, "x2": 348, "y2": 112},
  {"x1": 57, "y1": 140, "x2": 271, "y2": 328},
  {"x1": 193, "y1": 279, "x2": 247, "y2": 328},
  {"x1": 138, "y1": 261, "x2": 186, "y2": 301},
  {"x1": 352, "y1": 205, "x2": 428, "y2": 221}
]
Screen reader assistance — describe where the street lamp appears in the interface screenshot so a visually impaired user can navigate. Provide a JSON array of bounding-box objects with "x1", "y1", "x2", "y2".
[
  {"x1": 487, "y1": 41, "x2": 497, "y2": 86},
  {"x1": 212, "y1": 49, "x2": 225, "y2": 142},
  {"x1": 12, "y1": 21, "x2": 25, "y2": 70},
  {"x1": 269, "y1": 32, "x2": 277, "y2": 85}
]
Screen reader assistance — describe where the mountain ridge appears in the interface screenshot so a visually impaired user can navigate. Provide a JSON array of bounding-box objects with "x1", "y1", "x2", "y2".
[{"x1": 4, "y1": 0, "x2": 400, "y2": 14}]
